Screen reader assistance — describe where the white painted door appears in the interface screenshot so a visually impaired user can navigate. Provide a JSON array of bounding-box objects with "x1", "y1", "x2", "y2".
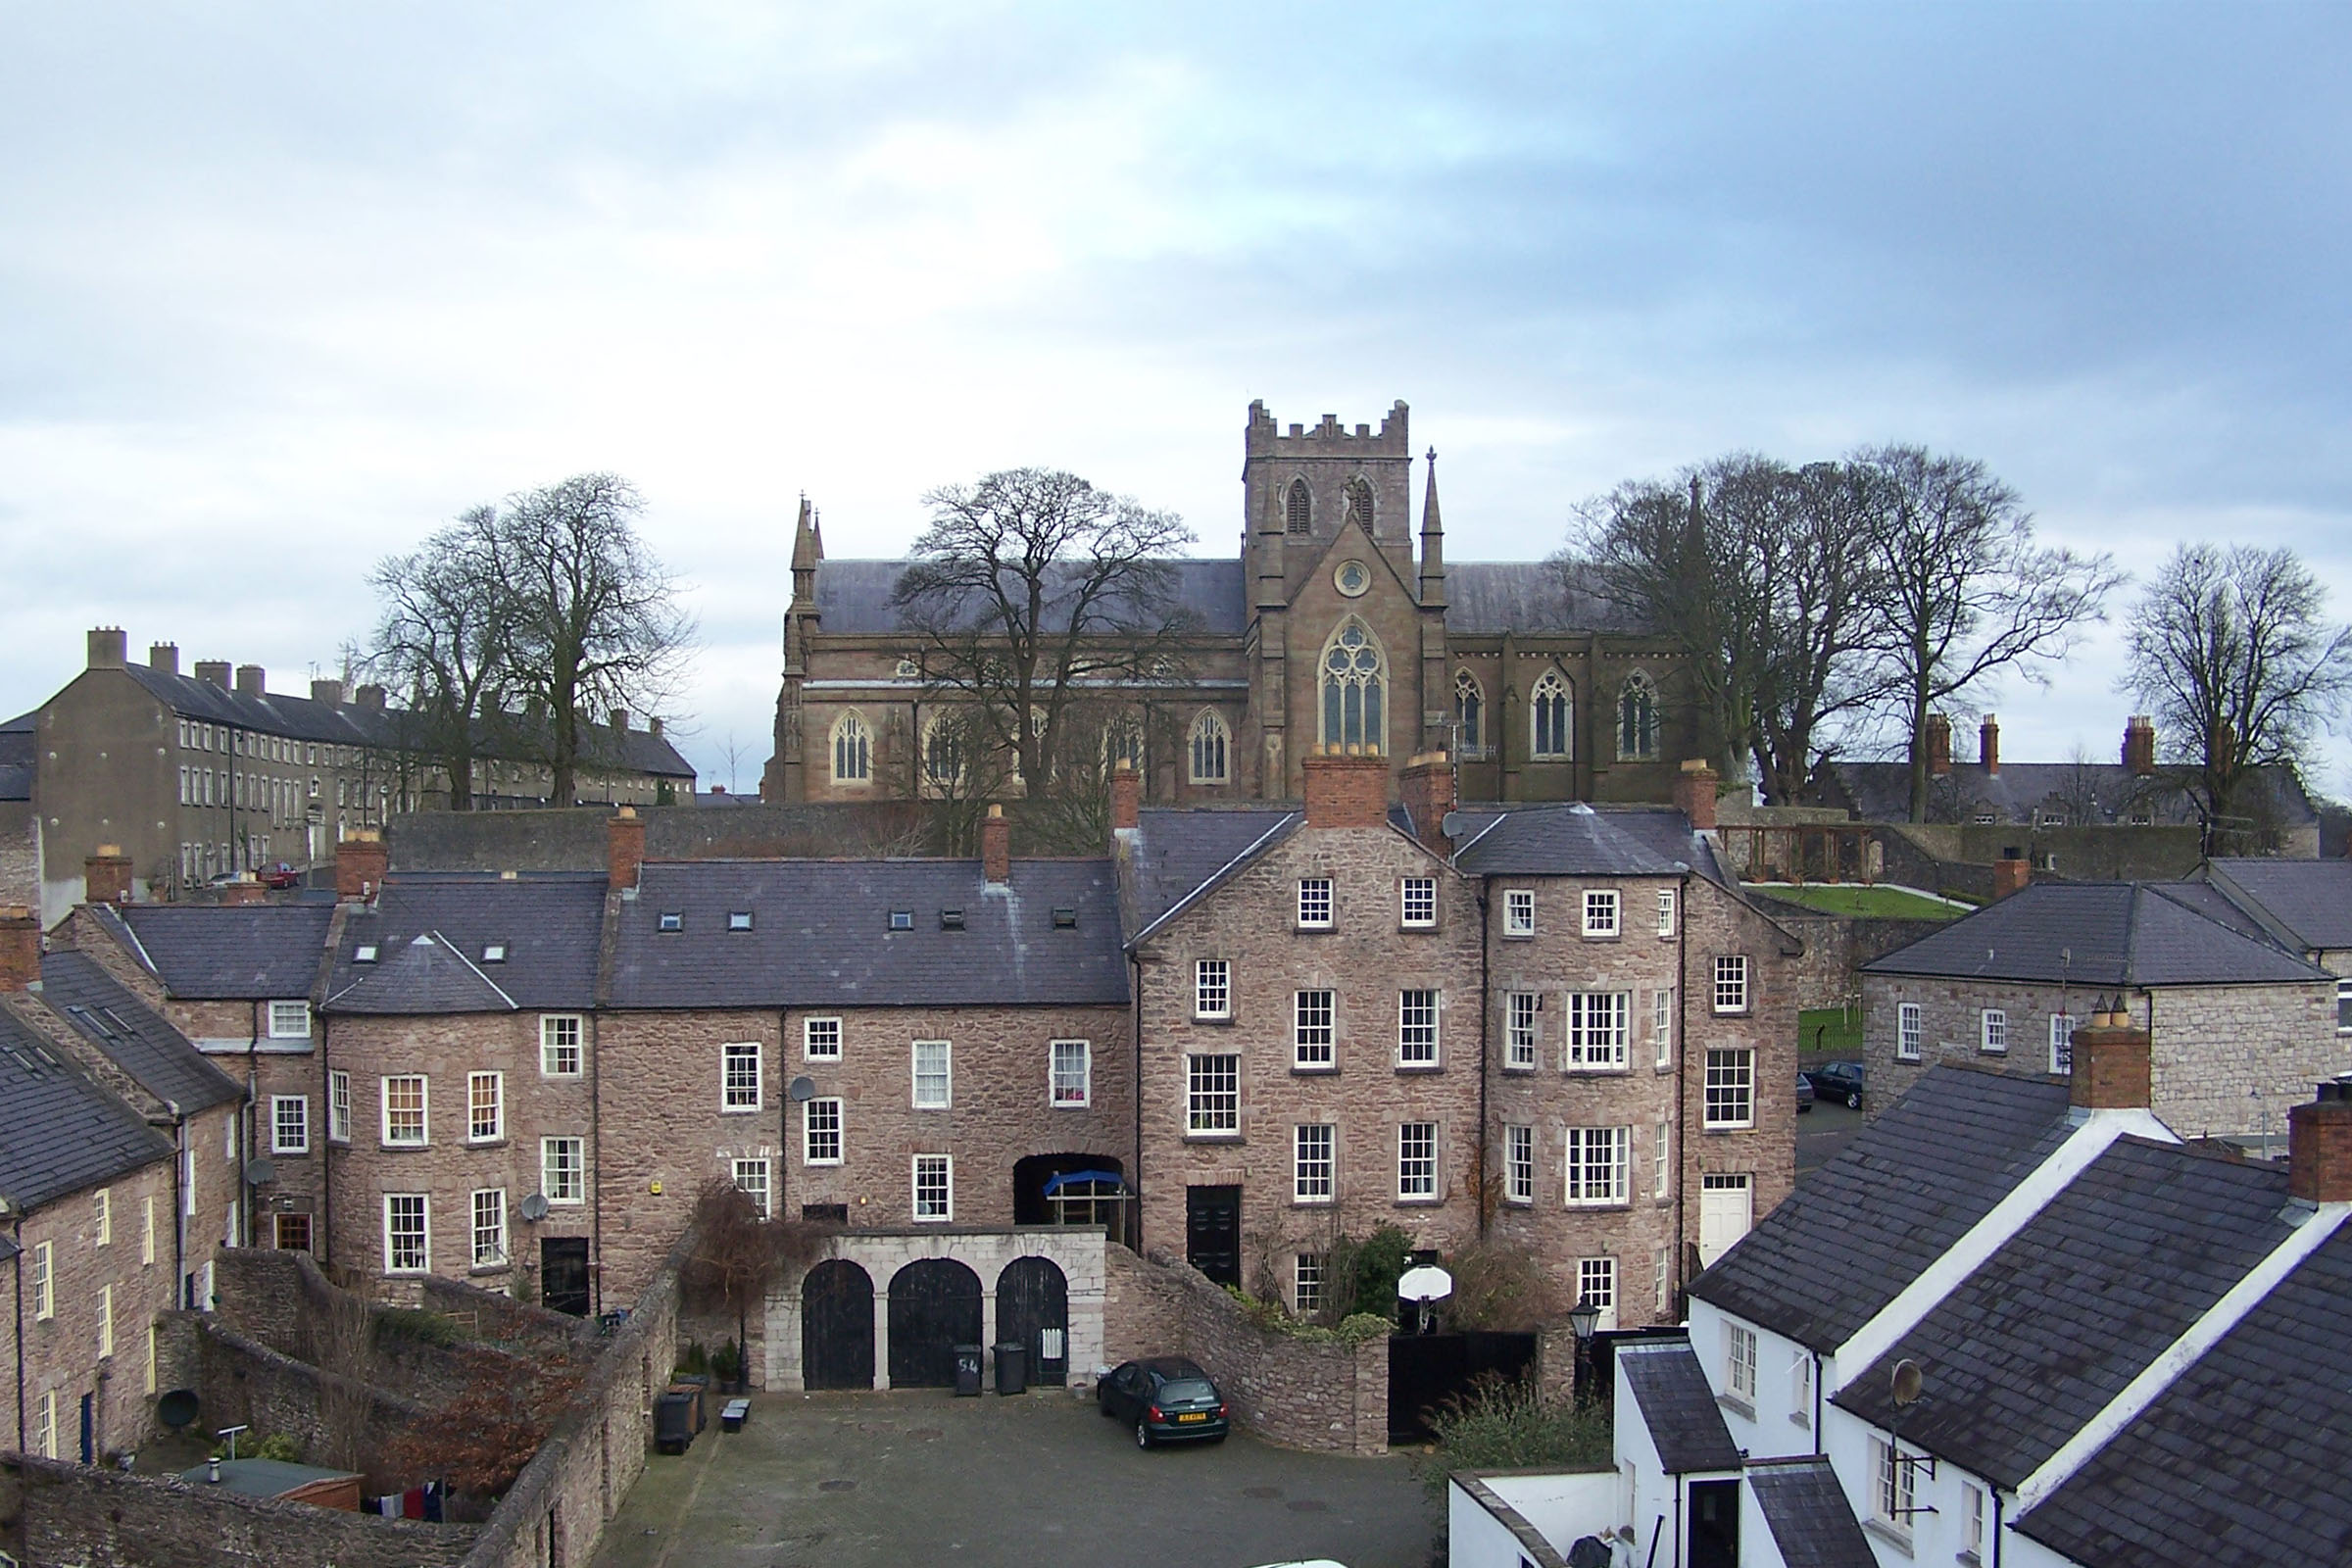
[{"x1": 1698, "y1": 1174, "x2": 1753, "y2": 1266}]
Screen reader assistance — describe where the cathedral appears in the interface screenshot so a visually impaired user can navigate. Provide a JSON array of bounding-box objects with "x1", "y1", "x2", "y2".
[{"x1": 762, "y1": 401, "x2": 1695, "y2": 807}]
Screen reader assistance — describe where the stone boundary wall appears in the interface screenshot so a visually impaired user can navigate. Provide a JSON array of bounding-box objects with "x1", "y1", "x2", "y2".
[
  {"x1": 388, "y1": 800, "x2": 932, "y2": 873},
  {"x1": 459, "y1": 1234, "x2": 685, "y2": 1568},
  {"x1": 420, "y1": 1272, "x2": 598, "y2": 1355},
  {"x1": 1102, "y1": 1245, "x2": 1387, "y2": 1456},
  {"x1": 1749, "y1": 903, "x2": 1954, "y2": 1018},
  {"x1": 0, "y1": 1453, "x2": 476, "y2": 1568},
  {"x1": 182, "y1": 1316, "x2": 431, "y2": 1490}
]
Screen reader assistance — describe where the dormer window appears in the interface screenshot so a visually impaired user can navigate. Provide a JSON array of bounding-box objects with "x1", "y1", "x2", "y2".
[
  {"x1": 354, "y1": 945, "x2": 377, "y2": 963},
  {"x1": 658, "y1": 911, "x2": 683, "y2": 933},
  {"x1": 940, "y1": 909, "x2": 965, "y2": 930},
  {"x1": 1052, "y1": 907, "x2": 1078, "y2": 929},
  {"x1": 889, "y1": 910, "x2": 914, "y2": 931},
  {"x1": 727, "y1": 911, "x2": 754, "y2": 932},
  {"x1": 481, "y1": 944, "x2": 508, "y2": 963}
]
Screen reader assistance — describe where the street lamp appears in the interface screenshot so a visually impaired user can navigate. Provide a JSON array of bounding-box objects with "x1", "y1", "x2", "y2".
[{"x1": 1569, "y1": 1296, "x2": 1602, "y2": 1402}]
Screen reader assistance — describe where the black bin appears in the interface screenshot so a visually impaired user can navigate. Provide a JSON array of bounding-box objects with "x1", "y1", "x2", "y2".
[
  {"x1": 995, "y1": 1342, "x2": 1027, "y2": 1396},
  {"x1": 954, "y1": 1344, "x2": 984, "y2": 1396},
  {"x1": 654, "y1": 1391, "x2": 697, "y2": 1454}
]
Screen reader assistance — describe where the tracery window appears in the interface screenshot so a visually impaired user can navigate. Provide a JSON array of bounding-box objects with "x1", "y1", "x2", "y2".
[
  {"x1": 1453, "y1": 670, "x2": 1484, "y2": 756},
  {"x1": 831, "y1": 710, "x2": 870, "y2": 784},
  {"x1": 1532, "y1": 670, "x2": 1573, "y2": 760},
  {"x1": 923, "y1": 716, "x2": 963, "y2": 787},
  {"x1": 1189, "y1": 710, "x2": 1230, "y2": 783},
  {"x1": 1320, "y1": 619, "x2": 1386, "y2": 753},
  {"x1": 1345, "y1": 476, "x2": 1375, "y2": 530},
  {"x1": 1106, "y1": 716, "x2": 1145, "y2": 774},
  {"x1": 1617, "y1": 672, "x2": 1658, "y2": 760},
  {"x1": 1286, "y1": 478, "x2": 1311, "y2": 535}
]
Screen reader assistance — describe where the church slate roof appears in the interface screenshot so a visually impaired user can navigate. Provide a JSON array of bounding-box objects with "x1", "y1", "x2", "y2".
[
  {"x1": 1858, "y1": 881, "x2": 2330, "y2": 988},
  {"x1": 813, "y1": 559, "x2": 1251, "y2": 637},
  {"x1": 0, "y1": 1003, "x2": 176, "y2": 1209},
  {"x1": 1441, "y1": 562, "x2": 1650, "y2": 635},
  {"x1": 117, "y1": 903, "x2": 335, "y2": 999},
  {"x1": 1745, "y1": 1459, "x2": 1877, "y2": 1568},
  {"x1": 330, "y1": 874, "x2": 606, "y2": 1009},
  {"x1": 1618, "y1": 1340, "x2": 1740, "y2": 1474},
  {"x1": 40, "y1": 951, "x2": 243, "y2": 1112},
  {"x1": 1688, "y1": 1067, "x2": 2078, "y2": 1350}
]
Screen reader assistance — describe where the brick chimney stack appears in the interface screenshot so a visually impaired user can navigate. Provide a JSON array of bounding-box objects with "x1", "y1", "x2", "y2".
[
  {"x1": 84, "y1": 845, "x2": 133, "y2": 906},
  {"x1": 219, "y1": 876, "x2": 268, "y2": 906},
  {"x1": 1109, "y1": 761, "x2": 1141, "y2": 835},
  {"x1": 1925, "y1": 714, "x2": 1952, "y2": 777},
  {"x1": 235, "y1": 664, "x2": 266, "y2": 696},
  {"x1": 148, "y1": 643, "x2": 178, "y2": 675},
  {"x1": 311, "y1": 678, "x2": 345, "y2": 705},
  {"x1": 336, "y1": 829, "x2": 390, "y2": 901},
  {"x1": 611, "y1": 710, "x2": 629, "y2": 733},
  {"x1": 2287, "y1": 1081, "x2": 2352, "y2": 1203},
  {"x1": 606, "y1": 808, "x2": 644, "y2": 892},
  {"x1": 2069, "y1": 1004, "x2": 2151, "y2": 1110},
  {"x1": 1673, "y1": 760, "x2": 1720, "y2": 832},
  {"x1": 195, "y1": 661, "x2": 230, "y2": 689},
  {"x1": 87, "y1": 627, "x2": 127, "y2": 669},
  {"x1": 1991, "y1": 857, "x2": 2032, "y2": 900},
  {"x1": 1300, "y1": 748, "x2": 1391, "y2": 829},
  {"x1": 1980, "y1": 714, "x2": 2000, "y2": 775},
  {"x1": 1398, "y1": 752, "x2": 1455, "y2": 855},
  {"x1": 2123, "y1": 715, "x2": 2157, "y2": 777},
  {"x1": 0, "y1": 907, "x2": 37, "y2": 992},
  {"x1": 981, "y1": 804, "x2": 1011, "y2": 884}
]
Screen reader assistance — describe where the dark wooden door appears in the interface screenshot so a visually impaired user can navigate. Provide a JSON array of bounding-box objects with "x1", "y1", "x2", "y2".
[
  {"x1": 887, "y1": 1259, "x2": 981, "y2": 1388},
  {"x1": 541, "y1": 1238, "x2": 591, "y2": 1316},
  {"x1": 801, "y1": 1260, "x2": 875, "y2": 1390},
  {"x1": 996, "y1": 1256, "x2": 1070, "y2": 1387},
  {"x1": 1185, "y1": 1186, "x2": 1241, "y2": 1287},
  {"x1": 1690, "y1": 1479, "x2": 1740, "y2": 1568}
]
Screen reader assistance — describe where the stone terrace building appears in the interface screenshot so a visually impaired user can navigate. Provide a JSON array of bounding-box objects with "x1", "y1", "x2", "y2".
[
  {"x1": 2196, "y1": 857, "x2": 2352, "y2": 1024},
  {"x1": 1860, "y1": 880, "x2": 2343, "y2": 1140}
]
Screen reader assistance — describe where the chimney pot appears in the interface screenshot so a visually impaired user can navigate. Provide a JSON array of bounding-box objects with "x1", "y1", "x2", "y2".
[
  {"x1": 1672, "y1": 759, "x2": 1720, "y2": 833},
  {"x1": 607, "y1": 807, "x2": 645, "y2": 892},
  {"x1": 1980, "y1": 713, "x2": 2000, "y2": 775},
  {"x1": 1925, "y1": 714, "x2": 1952, "y2": 777},
  {"x1": 334, "y1": 829, "x2": 389, "y2": 902},
  {"x1": 148, "y1": 643, "x2": 179, "y2": 675},
  {"x1": 195, "y1": 661, "x2": 230, "y2": 689},
  {"x1": 2288, "y1": 1082, "x2": 2352, "y2": 1202},
  {"x1": 1109, "y1": 760, "x2": 1141, "y2": 835},
  {"x1": 84, "y1": 846, "x2": 134, "y2": 906},
  {"x1": 2069, "y1": 1010, "x2": 2152, "y2": 1110},
  {"x1": 0, "y1": 906, "x2": 39, "y2": 993},
  {"x1": 1300, "y1": 749, "x2": 1391, "y2": 829},
  {"x1": 235, "y1": 664, "x2": 266, "y2": 697},
  {"x1": 86, "y1": 628, "x2": 127, "y2": 669},
  {"x1": 2123, "y1": 714, "x2": 2158, "y2": 777},
  {"x1": 981, "y1": 804, "x2": 1011, "y2": 884}
]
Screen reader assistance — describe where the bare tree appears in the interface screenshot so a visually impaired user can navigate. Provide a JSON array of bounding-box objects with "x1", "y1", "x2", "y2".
[
  {"x1": 890, "y1": 468, "x2": 1196, "y2": 797},
  {"x1": 1747, "y1": 461, "x2": 1891, "y2": 802},
  {"x1": 680, "y1": 1178, "x2": 832, "y2": 1392},
  {"x1": 491, "y1": 474, "x2": 696, "y2": 806},
  {"x1": 2124, "y1": 543, "x2": 2352, "y2": 850},
  {"x1": 1852, "y1": 445, "x2": 2121, "y2": 821},
  {"x1": 367, "y1": 507, "x2": 511, "y2": 810}
]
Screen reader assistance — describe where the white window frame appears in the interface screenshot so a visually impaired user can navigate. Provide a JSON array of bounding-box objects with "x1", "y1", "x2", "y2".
[
  {"x1": 1296, "y1": 877, "x2": 1334, "y2": 930},
  {"x1": 733, "y1": 1157, "x2": 771, "y2": 1217},
  {"x1": 721, "y1": 1041, "x2": 763, "y2": 1112},
  {"x1": 1656, "y1": 887, "x2": 1677, "y2": 938},
  {"x1": 471, "y1": 1189, "x2": 508, "y2": 1268},
  {"x1": 1186, "y1": 1054, "x2": 1240, "y2": 1135},
  {"x1": 383, "y1": 1194, "x2": 429, "y2": 1274},
  {"x1": 1726, "y1": 1321, "x2": 1758, "y2": 1403},
  {"x1": 1576, "y1": 1256, "x2": 1617, "y2": 1332},
  {"x1": 1653, "y1": 1120, "x2": 1673, "y2": 1198},
  {"x1": 1713, "y1": 955, "x2": 1749, "y2": 1013},
  {"x1": 32, "y1": 1240, "x2": 54, "y2": 1319},
  {"x1": 1295, "y1": 990, "x2": 1336, "y2": 1069},
  {"x1": 1195, "y1": 958, "x2": 1231, "y2": 1020},
  {"x1": 1294, "y1": 1253, "x2": 1324, "y2": 1316},
  {"x1": 541, "y1": 1136, "x2": 586, "y2": 1204},
  {"x1": 2048, "y1": 1012, "x2": 2076, "y2": 1075},
  {"x1": 1504, "y1": 1123, "x2": 1535, "y2": 1204},
  {"x1": 803, "y1": 1097, "x2": 844, "y2": 1165},
  {"x1": 468, "y1": 1071, "x2": 504, "y2": 1144},
  {"x1": 266, "y1": 1000, "x2": 311, "y2": 1039},
  {"x1": 1871, "y1": 1436, "x2": 1917, "y2": 1535},
  {"x1": 381, "y1": 1074, "x2": 428, "y2": 1147},
  {"x1": 911, "y1": 1039, "x2": 953, "y2": 1108},
  {"x1": 1960, "y1": 1481, "x2": 1985, "y2": 1561},
  {"x1": 1653, "y1": 988, "x2": 1674, "y2": 1067},
  {"x1": 1704, "y1": 1048, "x2": 1755, "y2": 1129},
  {"x1": 1897, "y1": 1002, "x2": 1923, "y2": 1061},
  {"x1": 1051, "y1": 1039, "x2": 1092, "y2": 1106},
  {"x1": 911, "y1": 1153, "x2": 953, "y2": 1221},
  {"x1": 804, "y1": 1015, "x2": 843, "y2": 1060},
  {"x1": 1399, "y1": 876, "x2": 1438, "y2": 928},
  {"x1": 35, "y1": 1389, "x2": 55, "y2": 1458},
  {"x1": 1397, "y1": 1121, "x2": 1438, "y2": 1200},
  {"x1": 95, "y1": 1188, "x2": 111, "y2": 1247},
  {"x1": 1981, "y1": 1007, "x2": 2008, "y2": 1054},
  {"x1": 1655, "y1": 1248, "x2": 1672, "y2": 1312},
  {"x1": 2337, "y1": 978, "x2": 2352, "y2": 1036},
  {"x1": 1397, "y1": 988, "x2": 1440, "y2": 1067},
  {"x1": 1567, "y1": 991, "x2": 1629, "y2": 1070},
  {"x1": 142, "y1": 1195, "x2": 155, "y2": 1265},
  {"x1": 327, "y1": 1069, "x2": 352, "y2": 1143},
  {"x1": 270, "y1": 1095, "x2": 310, "y2": 1155},
  {"x1": 1565, "y1": 1126, "x2": 1631, "y2": 1206},
  {"x1": 1503, "y1": 889, "x2": 1536, "y2": 937},
  {"x1": 1583, "y1": 888, "x2": 1620, "y2": 938},
  {"x1": 1294, "y1": 1123, "x2": 1335, "y2": 1203},
  {"x1": 1790, "y1": 1348, "x2": 1813, "y2": 1425},
  {"x1": 540, "y1": 1013, "x2": 584, "y2": 1077},
  {"x1": 1504, "y1": 991, "x2": 1540, "y2": 1070}
]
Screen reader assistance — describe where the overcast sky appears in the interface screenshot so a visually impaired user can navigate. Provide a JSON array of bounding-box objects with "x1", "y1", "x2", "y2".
[{"x1": 4, "y1": 3, "x2": 2347, "y2": 795}]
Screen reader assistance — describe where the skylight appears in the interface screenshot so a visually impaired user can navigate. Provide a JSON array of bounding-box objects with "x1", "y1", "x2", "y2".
[
  {"x1": 889, "y1": 910, "x2": 913, "y2": 931},
  {"x1": 482, "y1": 943, "x2": 508, "y2": 962},
  {"x1": 728, "y1": 911, "x2": 754, "y2": 932},
  {"x1": 354, "y1": 945, "x2": 377, "y2": 962},
  {"x1": 659, "y1": 912, "x2": 683, "y2": 932}
]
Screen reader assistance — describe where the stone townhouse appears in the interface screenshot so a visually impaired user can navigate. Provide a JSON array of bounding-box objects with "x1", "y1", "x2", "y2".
[
  {"x1": 2195, "y1": 856, "x2": 2352, "y2": 1026},
  {"x1": 1860, "y1": 880, "x2": 2344, "y2": 1141},
  {"x1": 0, "y1": 917, "x2": 186, "y2": 1464}
]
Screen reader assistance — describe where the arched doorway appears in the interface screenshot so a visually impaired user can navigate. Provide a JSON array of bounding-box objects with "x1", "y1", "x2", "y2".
[
  {"x1": 801, "y1": 1260, "x2": 875, "y2": 1391},
  {"x1": 887, "y1": 1258, "x2": 982, "y2": 1389},
  {"x1": 997, "y1": 1256, "x2": 1070, "y2": 1388},
  {"x1": 1012, "y1": 1153, "x2": 1125, "y2": 1226}
]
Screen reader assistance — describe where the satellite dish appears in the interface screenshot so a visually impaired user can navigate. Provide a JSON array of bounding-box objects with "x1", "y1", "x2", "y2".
[
  {"x1": 1890, "y1": 1358, "x2": 1924, "y2": 1407},
  {"x1": 243, "y1": 1158, "x2": 275, "y2": 1187},
  {"x1": 788, "y1": 1075, "x2": 817, "y2": 1103},
  {"x1": 158, "y1": 1389, "x2": 200, "y2": 1429},
  {"x1": 519, "y1": 1193, "x2": 551, "y2": 1221}
]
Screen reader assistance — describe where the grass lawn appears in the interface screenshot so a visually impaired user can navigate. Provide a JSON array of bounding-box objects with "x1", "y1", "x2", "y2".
[
  {"x1": 1757, "y1": 883, "x2": 1968, "y2": 920},
  {"x1": 1799, "y1": 1006, "x2": 1863, "y2": 1060}
]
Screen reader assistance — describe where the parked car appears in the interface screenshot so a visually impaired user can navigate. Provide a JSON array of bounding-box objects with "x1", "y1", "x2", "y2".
[
  {"x1": 1804, "y1": 1059, "x2": 1865, "y2": 1109},
  {"x1": 1097, "y1": 1356, "x2": 1229, "y2": 1447},
  {"x1": 1795, "y1": 1072, "x2": 1816, "y2": 1113},
  {"x1": 259, "y1": 862, "x2": 301, "y2": 890}
]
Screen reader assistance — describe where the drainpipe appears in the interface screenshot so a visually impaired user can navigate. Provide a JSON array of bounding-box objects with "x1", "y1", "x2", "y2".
[
  {"x1": 171, "y1": 1117, "x2": 187, "y2": 1307},
  {"x1": 1674, "y1": 870, "x2": 1690, "y2": 1306},
  {"x1": 245, "y1": 1000, "x2": 262, "y2": 1250},
  {"x1": 10, "y1": 1209, "x2": 24, "y2": 1452},
  {"x1": 318, "y1": 1015, "x2": 332, "y2": 1266},
  {"x1": 1992, "y1": 1486, "x2": 2005, "y2": 1568},
  {"x1": 1476, "y1": 884, "x2": 1492, "y2": 1239},
  {"x1": 589, "y1": 1009, "x2": 604, "y2": 1317},
  {"x1": 1130, "y1": 952, "x2": 1145, "y2": 1256}
]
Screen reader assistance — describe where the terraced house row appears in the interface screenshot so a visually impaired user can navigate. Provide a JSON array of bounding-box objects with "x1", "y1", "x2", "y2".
[{"x1": 33, "y1": 748, "x2": 1798, "y2": 1388}]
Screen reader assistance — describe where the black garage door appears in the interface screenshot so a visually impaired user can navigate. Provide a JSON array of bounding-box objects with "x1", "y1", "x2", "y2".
[
  {"x1": 802, "y1": 1259, "x2": 875, "y2": 1391},
  {"x1": 997, "y1": 1256, "x2": 1070, "y2": 1388},
  {"x1": 887, "y1": 1259, "x2": 982, "y2": 1389}
]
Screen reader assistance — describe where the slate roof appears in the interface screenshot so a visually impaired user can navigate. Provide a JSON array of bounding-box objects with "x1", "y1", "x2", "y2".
[
  {"x1": 328, "y1": 874, "x2": 606, "y2": 1009},
  {"x1": 0, "y1": 761, "x2": 27, "y2": 802},
  {"x1": 1689, "y1": 1067, "x2": 2078, "y2": 1350},
  {"x1": 813, "y1": 558, "x2": 1250, "y2": 638},
  {"x1": 1617, "y1": 1340, "x2": 1740, "y2": 1473},
  {"x1": 1745, "y1": 1458, "x2": 1877, "y2": 1568},
  {"x1": 327, "y1": 932, "x2": 515, "y2": 1014},
  {"x1": 0, "y1": 1003, "x2": 175, "y2": 1209},
  {"x1": 1859, "y1": 881, "x2": 2330, "y2": 988},
  {"x1": 2016, "y1": 1221, "x2": 2352, "y2": 1568},
  {"x1": 1832, "y1": 1137, "x2": 2297, "y2": 1489},
  {"x1": 610, "y1": 858, "x2": 1129, "y2": 1008},
  {"x1": 39, "y1": 951, "x2": 243, "y2": 1112},
  {"x1": 1124, "y1": 808, "x2": 1301, "y2": 933},
  {"x1": 1442, "y1": 562, "x2": 1650, "y2": 635},
  {"x1": 112, "y1": 662, "x2": 695, "y2": 779},
  {"x1": 1822, "y1": 759, "x2": 2316, "y2": 830},
  {"x1": 2203, "y1": 857, "x2": 2352, "y2": 954},
  {"x1": 116, "y1": 904, "x2": 333, "y2": 999},
  {"x1": 1450, "y1": 804, "x2": 1717, "y2": 881}
]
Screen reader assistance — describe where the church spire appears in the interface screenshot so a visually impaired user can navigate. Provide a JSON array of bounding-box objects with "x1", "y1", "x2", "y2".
[
  {"x1": 791, "y1": 494, "x2": 821, "y2": 573},
  {"x1": 1417, "y1": 447, "x2": 1446, "y2": 607}
]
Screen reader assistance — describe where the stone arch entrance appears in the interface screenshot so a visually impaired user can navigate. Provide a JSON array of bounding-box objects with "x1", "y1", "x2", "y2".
[
  {"x1": 996, "y1": 1256, "x2": 1070, "y2": 1387},
  {"x1": 887, "y1": 1258, "x2": 983, "y2": 1389},
  {"x1": 800, "y1": 1259, "x2": 875, "y2": 1390}
]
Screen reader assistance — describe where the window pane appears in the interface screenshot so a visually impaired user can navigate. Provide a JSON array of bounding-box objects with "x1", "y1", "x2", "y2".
[
  {"x1": 1295, "y1": 991, "x2": 1335, "y2": 1067},
  {"x1": 1187, "y1": 1054, "x2": 1240, "y2": 1133}
]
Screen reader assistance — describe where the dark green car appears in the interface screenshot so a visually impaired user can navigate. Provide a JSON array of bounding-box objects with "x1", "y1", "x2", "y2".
[{"x1": 1098, "y1": 1356, "x2": 1230, "y2": 1447}]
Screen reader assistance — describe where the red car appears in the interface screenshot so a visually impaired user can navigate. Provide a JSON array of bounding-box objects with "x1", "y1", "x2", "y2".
[{"x1": 258, "y1": 863, "x2": 301, "y2": 890}]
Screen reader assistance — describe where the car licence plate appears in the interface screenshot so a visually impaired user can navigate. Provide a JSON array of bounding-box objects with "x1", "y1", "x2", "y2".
[{"x1": 1177, "y1": 1412, "x2": 1207, "y2": 1423}]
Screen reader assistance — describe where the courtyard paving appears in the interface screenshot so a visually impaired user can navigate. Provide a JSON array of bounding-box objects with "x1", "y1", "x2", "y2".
[{"x1": 590, "y1": 1385, "x2": 1437, "y2": 1568}]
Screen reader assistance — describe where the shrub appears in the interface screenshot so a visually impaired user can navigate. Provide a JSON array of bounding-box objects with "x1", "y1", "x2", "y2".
[
  {"x1": 1323, "y1": 1224, "x2": 1414, "y2": 1325},
  {"x1": 374, "y1": 1307, "x2": 464, "y2": 1348},
  {"x1": 710, "y1": 1339, "x2": 742, "y2": 1385},
  {"x1": 1420, "y1": 1373, "x2": 1611, "y2": 1496},
  {"x1": 1444, "y1": 1240, "x2": 1560, "y2": 1332}
]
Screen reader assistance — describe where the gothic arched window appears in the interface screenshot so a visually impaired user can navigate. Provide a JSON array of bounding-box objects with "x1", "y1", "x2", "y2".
[
  {"x1": 1189, "y1": 710, "x2": 1230, "y2": 784},
  {"x1": 1285, "y1": 478, "x2": 1311, "y2": 536},
  {"x1": 1106, "y1": 715, "x2": 1145, "y2": 774},
  {"x1": 1531, "y1": 670, "x2": 1573, "y2": 760},
  {"x1": 1321, "y1": 618, "x2": 1387, "y2": 753},
  {"x1": 922, "y1": 715, "x2": 964, "y2": 788},
  {"x1": 831, "y1": 710, "x2": 870, "y2": 785},
  {"x1": 1346, "y1": 476, "x2": 1375, "y2": 531},
  {"x1": 1453, "y1": 670, "x2": 1484, "y2": 757},
  {"x1": 1617, "y1": 672, "x2": 1659, "y2": 760}
]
